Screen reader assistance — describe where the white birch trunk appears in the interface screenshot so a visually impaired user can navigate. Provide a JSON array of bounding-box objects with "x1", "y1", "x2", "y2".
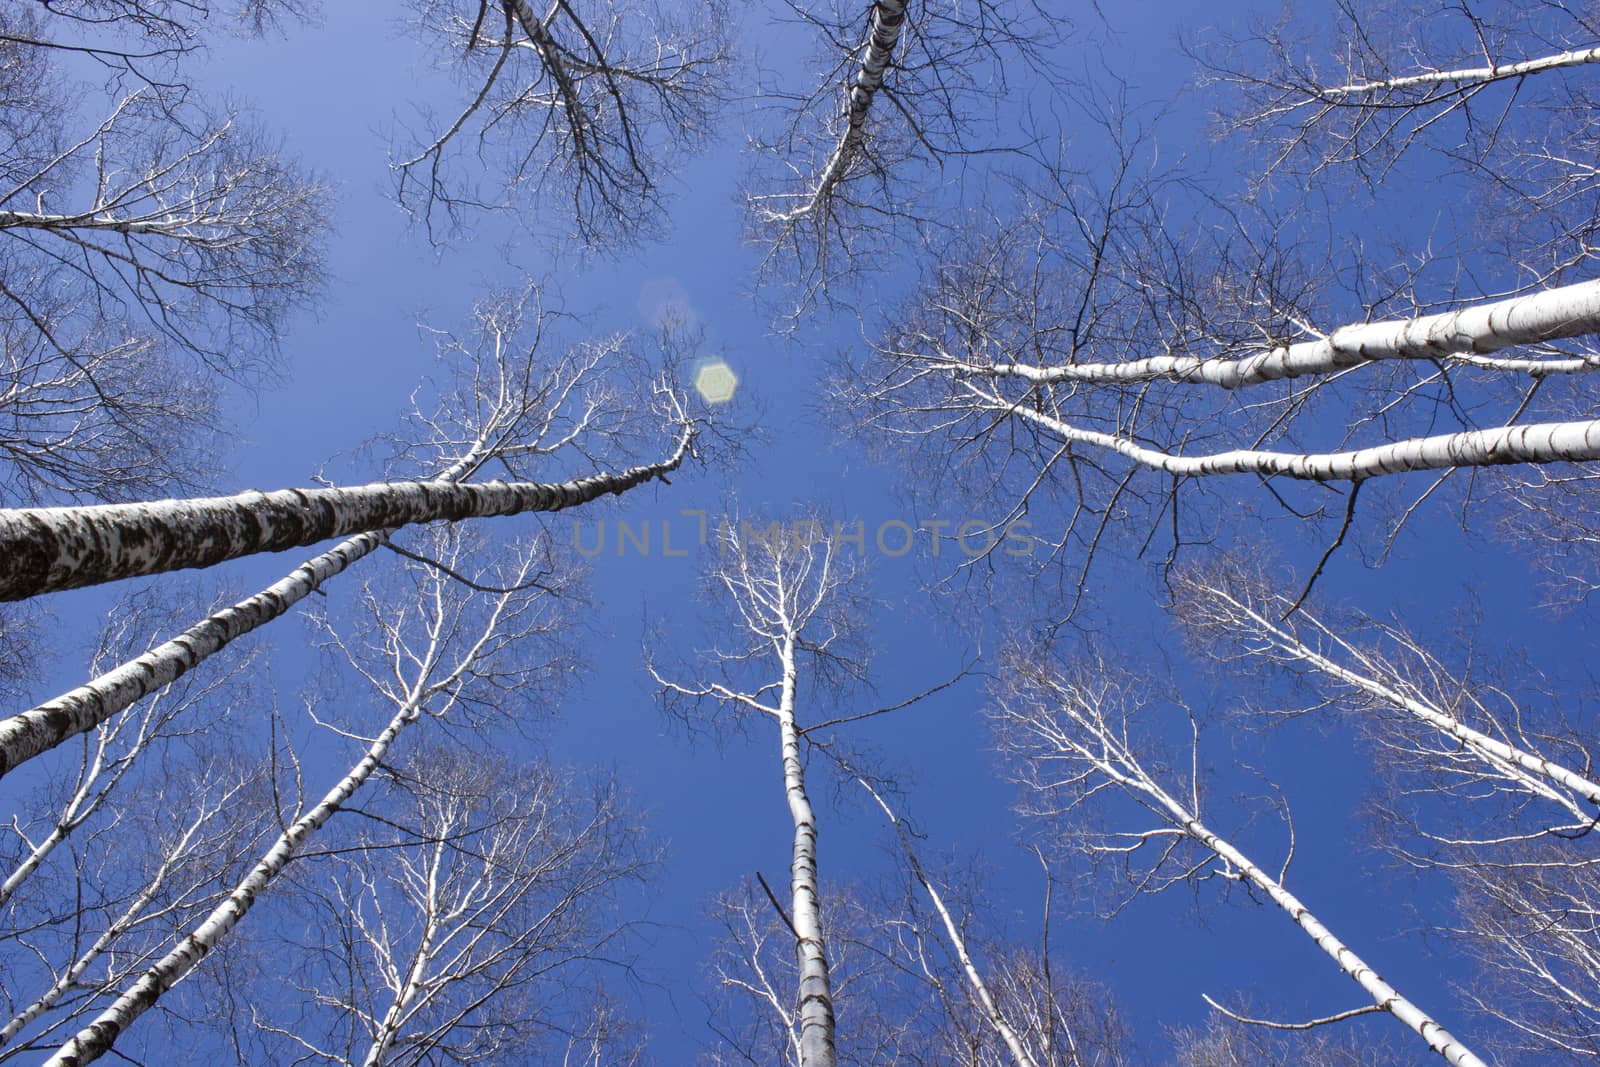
[
  {"x1": 0, "y1": 401, "x2": 681, "y2": 774},
  {"x1": 651, "y1": 522, "x2": 849, "y2": 1063},
  {"x1": 1005, "y1": 669, "x2": 1489, "y2": 1066},
  {"x1": 0, "y1": 532, "x2": 381, "y2": 778},
  {"x1": 785, "y1": 0, "x2": 908, "y2": 221},
  {"x1": 778, "y1": 638, "x2": 837, "y2": 1067},
  {"x1": 1198, "y1": 582, "x2": 1600, "y2": 814},
  {"x1": 861, "y1": 781, "x2": 1037, "y2": 1067},
  {"x1": 1169, "y1": 801, "x2": 1486, "y2": 1067},
  {"x1": 0, "y1": 792, "x2": 231, "y2": 1049},
  {"x1": 0, "y1": 740, "x2": 109, "y2": 906},
  {"x1": 40, "y1": 517, "x2": 544, "y2": 1065},
  {"x1": 996, "y1": 394, "x2": 1600, "y2": 481},
  {"x1": 43, "y1": 692, "x2": 423, "y2": 1067},
  {"x1": 1060, "y1": 735, "x2": 1485, "y2": 1065},
  {"x1": 504, "y1": 0, "x2": 595, "y2": 150},
  {"x1": 360, "y1": 837, "x2": 444, "y2": 1067},
  {"x1": 1317, "y1": 46, "x2": 1600, "y2": 99},
  {"x1": 0, "y1": 425, "x2": 688, "y2": 600},
  {"x1": 974, "y1": 279, "x2": 1600, "y2": 388}
]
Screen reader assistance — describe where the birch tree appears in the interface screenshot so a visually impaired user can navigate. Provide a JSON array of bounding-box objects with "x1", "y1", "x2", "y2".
[
  {"x1": 651, "y1": 520, "x2": 870, "y2": 1067},
  {"x1": 1175, "y1": 567, "x2": 1600, "y2": 1061},
  {"x1": 707, "y1": 883, "x2": 903, "y2": 1066},
  {"x1": 395, "y1": 0, "x2": 731, "y2": 247},
  {"x1": 993, "y1": 648, "x2": 1488, "y2": 1066},
  {"x1": 0, "y1": 587, "x2": 262, "y2": 912},
  {"x1": 1197, "y1": 1, "x2": 1600, "y2": 282},
  {"x1": 42, "y1": 521, "x2": 570, "y2": 1066},
  {"x1": 0, "y1": 405, "x2": 689, "y2": 602},
  {"x1": 1174, "y1": 568, "x2": 1600, "y2": 847},
  {"x1": 1449, "y1": 852, "x2": 1600, "y2": 1061},
  {"x1": 747, "y1": 0, "x2": 1065, "y2": 307},
  {"x1": 653, "y1": 521, "x2": 1086, "y2": 1066},
  {"x1": 0, "y1": 744, "x2": 274, "y2": 1062},
  {"x1": 857, "y1": 778, "x2": 1132, "y2": 1067},
  {"x1": 241, "y1": 750, "x2": 652, "y2": 1067},
  {"x1": 0, "y1": 6, "x2": 328, "y2": 506},
  {"x1": 0, "y1": 289, "x2": 692, "y2": 779},
  {"x1": 849, "y1": 132, "x2": 1600, "y2": 603},
  {"x1": 0, "y1": 582, "x2": 269, "y2": 1063},
  {"x1": 705, "y1": 838, "x2": 1129, "y2": 1067}
]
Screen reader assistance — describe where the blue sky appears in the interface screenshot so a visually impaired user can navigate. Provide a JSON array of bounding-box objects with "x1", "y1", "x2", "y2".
[
  {"x1": 10, "y1": 1, "x2": 1598, "y2": 1063},
  {"x1": 202, "y1": 3, "x2": 1555, "y2": 1060}
]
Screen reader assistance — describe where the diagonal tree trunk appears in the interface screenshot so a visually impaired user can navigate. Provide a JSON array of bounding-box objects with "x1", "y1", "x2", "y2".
[
  {"x1": 44, "y1": 525, "x2": 546, "y2": 1067},
  {"x1": 994, "y1": 396, "x2": 1600, "y2": 482},
  {"x1": 0, "y1": 417, "x2": 690, "y2": 779},
  {"x1": 962, "y1": 279, "x2": 1600, "y2": 388},
  {"x1": 649, "y1": 518, "x2": 855, "y2": 1065},
  {"x1": 1182, "y1": 574, "x2": 1600, "y2": 817},
  {"x1": 790, "y1": 0, "x2": 908, "y2": 223},
  {"x1": 858, "y1": 778, "x2": 1037, "y2": 1067},
  {"x1": 0, "y1": 533, "x2": 379, "y2": 778},
  {"x1": 1000, "y1": 657, "x2": 1490, "y2": 1067},
  {"x1": 0, "y1": 778, "x2": 248, "y2": 1051},
  {"x1": 1307, "y1": 45, "x2": 1600, "y2": 101},
  {"x1": 44, "y1": 680, "x2": 424, "y2": 1067},
  {"x1": 0, "y1": 423, "x2": 690, "y2": 601}
]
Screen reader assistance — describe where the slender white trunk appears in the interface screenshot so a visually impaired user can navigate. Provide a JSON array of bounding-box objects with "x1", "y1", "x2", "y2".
[
  {"x1": 505, "y1": 0, "x2": 599, "y2": 164},
  {"x1": 43, "y1": 696, "x2": 423, "y2": 1067},
  {"x1": 0, "y1": 419, "x2": 677, "y2": 774},
  {"x1": 781, "y1": 0, "x2": 907, "y2": 221},
  {"x1": 996, "y1": 394, "x2": 1600, "y2": 481},
  {"x1": 0, "y1": 823, "x2": 69, "y2": 908},
  {"x1": 861, "y1": 781, "x2": 1037, "y2": 1067},
  {"x1": 778, "y1": 639, "x2": 836, "y2": 1067},
  {"x1": 0, "y1": 210, "x2": 217, "y2": 236},
  {"x1": 1205, "y1": 585, "x2": 1600, "y2": 813},
  {"x1": 1317, "y1": 46, "x2": 1600, "y2": 99},
  {"x1": 1011, "y1": 674, "x2": 1488, "y2": 1065},
  {"x1": 0, "y1": 426, "x2": 688, "y2": 600},
  {"x1": 1173, "y1": 803, "x2": 1486, "y2": 1067},
  {"x1": 974, "y1": 279, "x2": 1600, "y2": 388},
  {"x1": 0, "y1": 533, "x2": 381, "y2": 778},
  {"x1": 1075, "y1": 747, "x2": 1488, "y2": 1067},
  {"x1": 0, "y1": 801, "x2": 220, "y2": 1048},
  {"x1": 361, "y1": 838, "x2": 444, "y2": 1067},
  {"x1": 0, "y1": 739, "x2": 105, "y2": 904}
]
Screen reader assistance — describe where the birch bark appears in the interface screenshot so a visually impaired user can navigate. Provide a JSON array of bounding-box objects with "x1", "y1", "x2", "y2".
[
  {"x1": 0, "y1": 422, "x2": 689, "y2": 600},
  {"x1": 1308, "y1": 46, "x2": 1600, "y2": 101},
  {"x1": 860, "y1": 780, "x2": 1037, "y2": 1067},
  {"x1": 43, "y1": 685, "x2": 423, "y2": 1067},
  {"x1": 1195, "y1": 579, "x2": 1600, "y2": 811},
  {"x1": 0, "y1": 780, "x2": 246, "y2": 1051},
  {"x1": 787, "y1": 0, "x2": 908, "y2": 222},
  {"x1": 649, "y1": 520, "x2": 854, "y2": 1065},
  {"x1": 0, "y1": 533, "x2": 379, "y2": 777},
  {"x1": 1000, "y1": 661, "x2": 1489, "y2": 1066},
  {"x1": 1166, "y1": 802, "x2": 1484, "y2": 1067},
  {"x1": 42, "y1": 527, "x2": 542, "y2": 1067},
  {"x1": 0, "y1": 416, "x2": 688, "y2": 780},
  {"x1": 995, "y1": 396, "x2": 1600, "y2": 481},
  {"x1": 778, "y1": 638, "x2": 837, "y2": 1067},
  {"x1": 965, "y1": 279, "x2": 1600, "y2": 388}
]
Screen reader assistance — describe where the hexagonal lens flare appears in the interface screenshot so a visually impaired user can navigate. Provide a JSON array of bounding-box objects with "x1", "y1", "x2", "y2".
[{"x1": 693, "y1": 358, "x2": 739, "y2": 405}]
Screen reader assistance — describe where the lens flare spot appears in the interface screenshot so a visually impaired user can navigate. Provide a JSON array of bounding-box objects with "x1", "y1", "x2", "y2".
[{"x1": 693, "y1": 359, "x2": 739, "y2": 405}]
